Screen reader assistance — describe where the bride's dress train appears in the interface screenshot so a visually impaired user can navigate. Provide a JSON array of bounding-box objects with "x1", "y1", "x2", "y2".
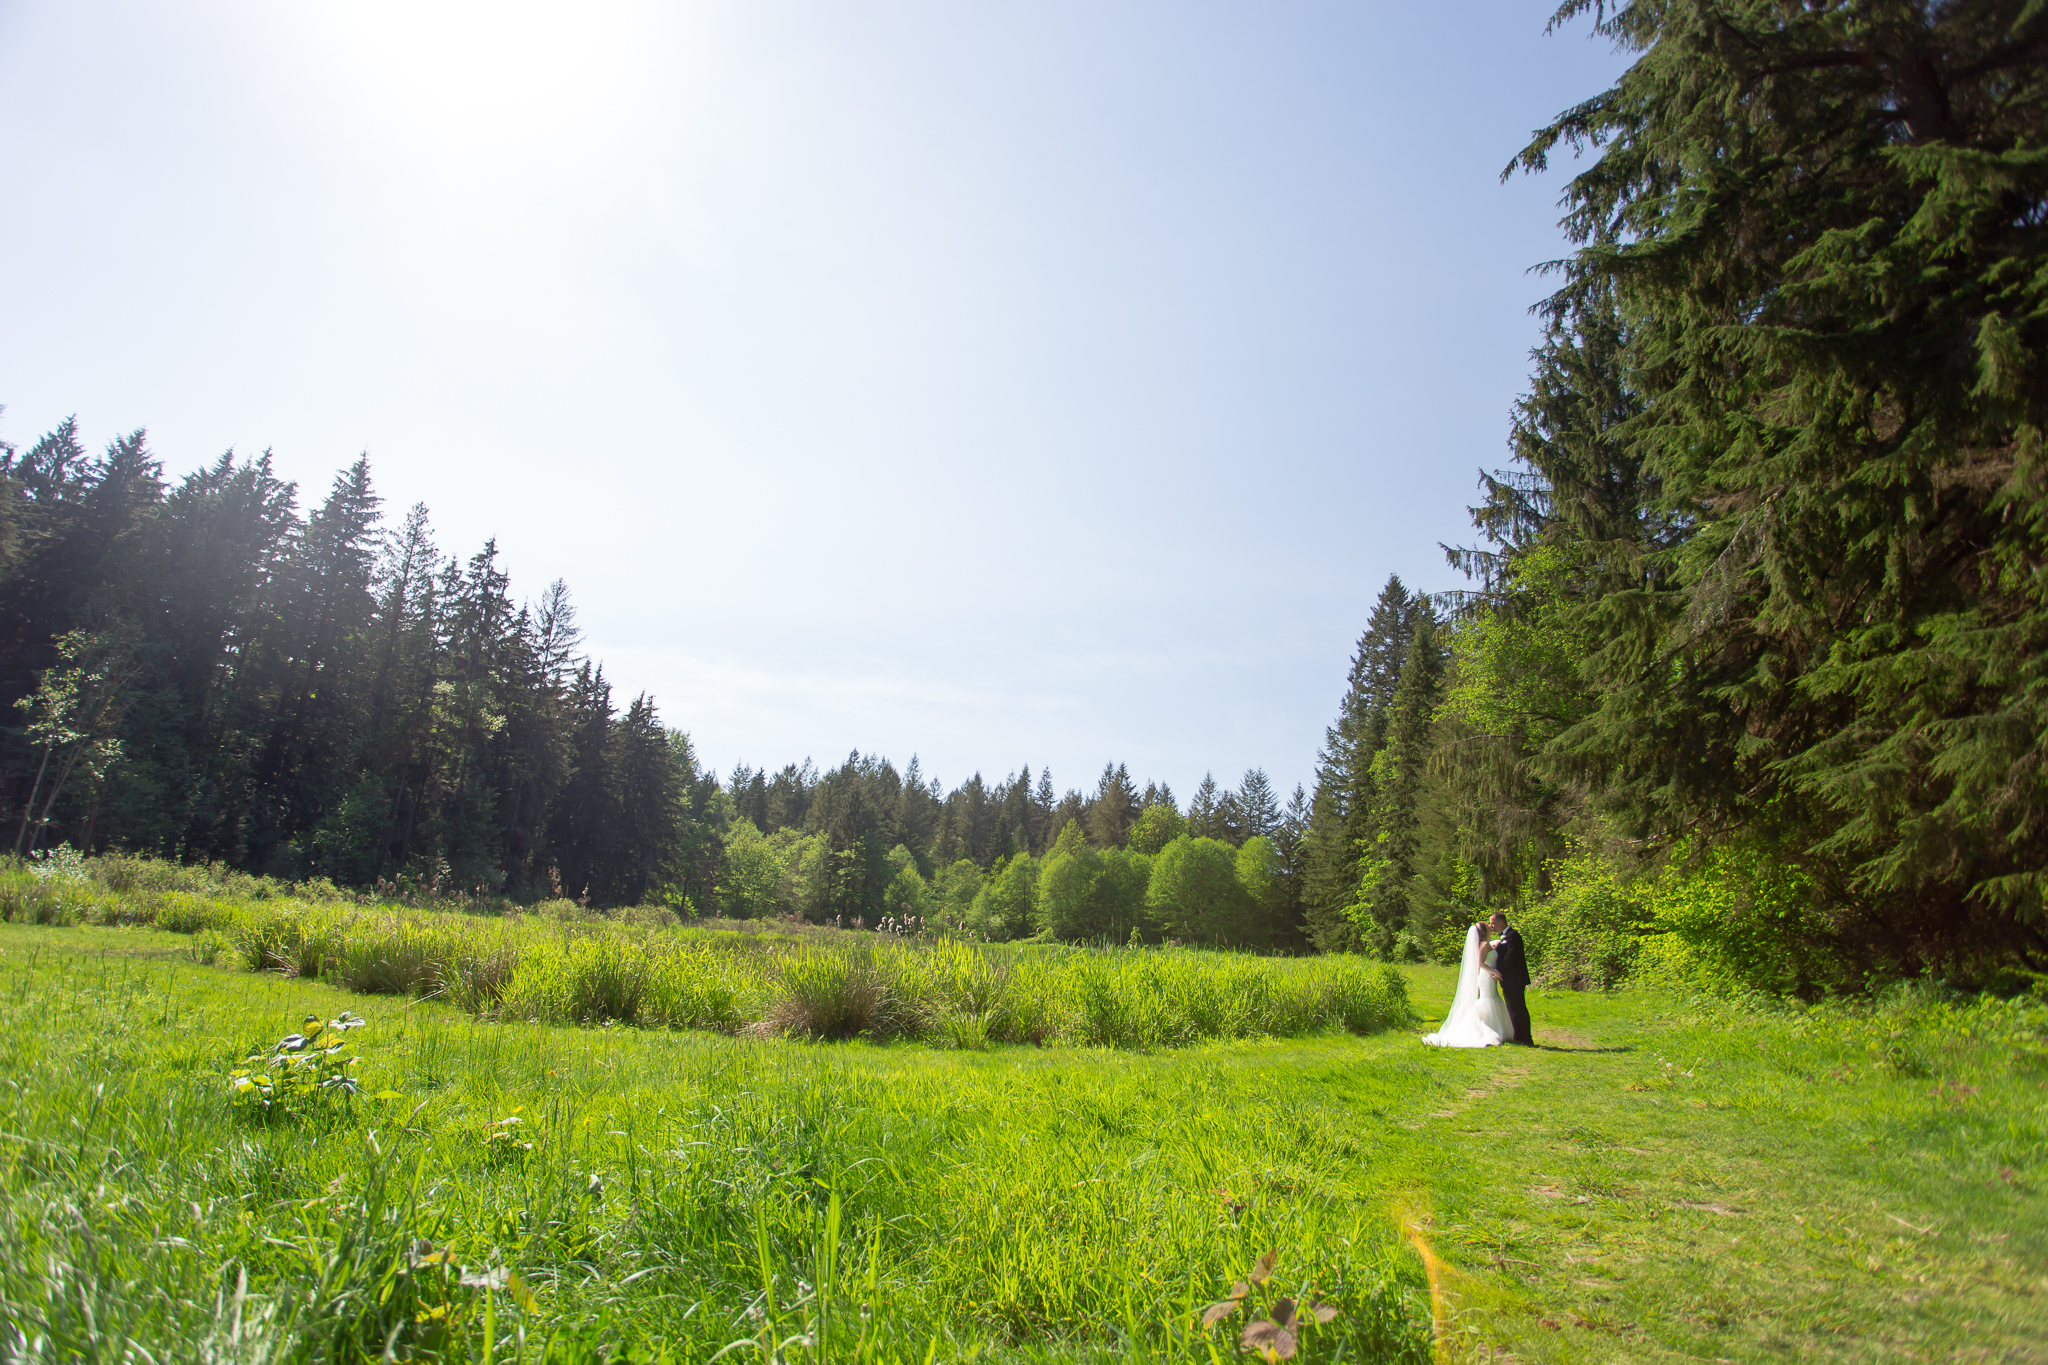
[{"x1": 1423, "y1": 924, "x2": 1514, "y2": 1048}]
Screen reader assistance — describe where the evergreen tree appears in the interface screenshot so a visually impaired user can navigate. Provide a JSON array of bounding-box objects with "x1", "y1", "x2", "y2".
[
  {"x1": 1049, "y1": 786, "x2": 1088, "y2": 842},
  {"x1": 1233, "y1": 768, "x2": 1280, "y2": 844},
  {"x1": 1083, "y1": 762, "x2": 1139, "y2": 848},
  {"x1": 1302, "y1": 576, "x2": 1418, "y2": 950},
  {"x1": 1030, "y1": 767, "x2": 1056, "y2": 851},
  {"x1": 994, "y1": 766, "x2": 1032, "y2": 858},
  {"x1": 607, "y1": 694, "x2": 685, "y2": 905},
  {"x1": 894, "y1": 755, "x2": 941, "y2": 866},
  {"x1": 1186, "y1": 772, "x2": 1225, "y2": 841},
  {"x1": 1350, "y1": 608, "x2": 1447, "y2": 957},
  {"x1": 1270, "y1": 785, "x2": 1312, "y2": 952},
  {"x1": 1502, "y1": 0, "x2": 2048, "y2": 969}
]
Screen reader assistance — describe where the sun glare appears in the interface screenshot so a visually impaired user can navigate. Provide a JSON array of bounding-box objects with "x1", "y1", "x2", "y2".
[{"x1": 290, "y1": 1, "x2": 663, "y2": 167}]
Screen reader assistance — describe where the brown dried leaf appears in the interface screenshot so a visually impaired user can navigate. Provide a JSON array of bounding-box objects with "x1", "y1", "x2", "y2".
[
  {"x1": 1249, "y1": 1249, "x2": 1277, "y2": 1284},
  {"x1": 1271, "y1": 1297, "x2": 1297, "y2": 1330},
  {"x1": 1310, "y1": 1302, "x2": 1339, "y2": 1325},
  {"x1": 1239, "y1": 1320, "x2": 1298, "y2": 1360},
  {"x1": 1228, "y1": 1281, "x2": 1250, "y2": 1300},
  {"x1": 1202, "y1": 1300, "x2": 1242, "y2": 1328}
]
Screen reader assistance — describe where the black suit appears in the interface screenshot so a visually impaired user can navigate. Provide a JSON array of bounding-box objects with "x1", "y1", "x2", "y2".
[{"x1": 1493, "y1": 926, "x2": 1533, "y2": 1046}]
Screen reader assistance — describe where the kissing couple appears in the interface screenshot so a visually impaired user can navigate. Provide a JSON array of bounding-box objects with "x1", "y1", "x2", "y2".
[{"x1": 1422, "y1": 910, "x2": 1533, "y2": 1049}]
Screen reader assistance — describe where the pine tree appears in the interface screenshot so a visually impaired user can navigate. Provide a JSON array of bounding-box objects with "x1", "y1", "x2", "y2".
[
  {"x1": 1504, "y1": 0, "x2": 2048, "y2": 968},
  {"x1": 1186, "y1": 773, "x2": 1225, "y2": 841},
  {"x1": 1302, "y1": 576, "x2": 1417, "y2": 951},
  {"x1": 1030, "y1": 767, "x2": 1056, "y2": 852},
  {"x1": 1234, "y1": 768, "x2": 1280, "y2": 844},
  {"x1": 608, "y1": 694, "x2": 684, "y2": 905},
  {"x1": 1350, "y1": 607, "x2": 1446, "y2": 957},
  {"x1": 1084, "y1": 762, "x2": 1139, "y2": 848},
  {"x1": 995, "y1": 767, "x2": 1032, "y2": 857}
]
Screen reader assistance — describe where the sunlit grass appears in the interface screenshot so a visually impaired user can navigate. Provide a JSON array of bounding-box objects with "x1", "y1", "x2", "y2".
[
  {"x1": 0, "y1": 918, "x2": 2041, "y2": 1362},
  {"x1": 0, "y1": 924, "x2": 1430, "y2": 1362}
]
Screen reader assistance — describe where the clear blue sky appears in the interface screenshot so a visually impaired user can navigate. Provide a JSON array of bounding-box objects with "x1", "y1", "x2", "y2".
[{"x1": 0, "y1": 1, "x2": 1626, "y2": 804}]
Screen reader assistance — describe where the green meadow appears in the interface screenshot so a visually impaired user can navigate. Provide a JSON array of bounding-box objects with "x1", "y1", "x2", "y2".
[{"x1": 1, "y1": 909, "x2": 2042, "y2": 1363}]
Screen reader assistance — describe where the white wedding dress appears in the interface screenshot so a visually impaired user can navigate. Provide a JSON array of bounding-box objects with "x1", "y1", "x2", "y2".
[{"x1": 1422, "y1": 924, "x2": 1515, "y2": 1048}]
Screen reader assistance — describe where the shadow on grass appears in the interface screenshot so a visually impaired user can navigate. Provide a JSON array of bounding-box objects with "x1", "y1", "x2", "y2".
[{"x1": 1532, "y1": 1042, "x2": 1634, "y2": 1054}]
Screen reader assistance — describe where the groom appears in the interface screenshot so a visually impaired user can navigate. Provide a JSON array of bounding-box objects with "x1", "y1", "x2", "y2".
[{"x1": 1486, "y1": 910, "x2": 1533, "y2": 1047}]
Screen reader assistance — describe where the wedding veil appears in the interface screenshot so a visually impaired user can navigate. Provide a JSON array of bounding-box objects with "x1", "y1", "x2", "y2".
[
  {"x1": 1449, "y1": 922, "x2": 1481, "y2": 1006},
  {"x1": 1427, "y1": 923, "x2": 1483, "y2": 1035}
]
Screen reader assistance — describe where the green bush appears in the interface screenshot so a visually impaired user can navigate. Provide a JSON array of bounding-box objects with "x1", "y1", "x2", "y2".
[{"x1": 1516, "y1": 834, "x2": 1842, "y2": 996}]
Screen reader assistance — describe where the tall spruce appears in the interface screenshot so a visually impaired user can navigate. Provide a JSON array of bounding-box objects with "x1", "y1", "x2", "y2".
[
  {"x1": 1084, "y1": 762, "x2": 1140, "y2": 848},
  {"x1": 1232, "y1": 768, "x2": 1281, "y2": 844},
  {"x1": 1504, "y1": 0, "x2": 2048, "y2": 970},
  {"x1": 1302, "y1": 575, "x2": 1418, "y2": 951},
  {"x1": 1350, "y1": 606, "x2": 1446, "y2": 957}
]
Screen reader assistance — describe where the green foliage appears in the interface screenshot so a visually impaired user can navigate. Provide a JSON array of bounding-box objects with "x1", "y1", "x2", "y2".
[
  {"x1": 716, "y1": 819, "x2": 787, "y2": 920},
  {"x1": 1128, "y1": 802, "x2": 1187, "y2": 855},
  {"x1": 1234, "y1": 836, "x2": 1289, "y2": 949},
  {"x1": 1512, "y1": 849, "x2": 1653, "y2": 992},
  {"x1": 1517, "y1": 831, "x2": 1845, "y2": 996},
  {"x1": 1036, "y1": 833, "x2": 1104, "y2": 940},
  {"x1": 966, "y1": 854, "x2": 1038, "y2": 942},
  {"x1": 880, "y1": 856, "x2": 929, "y2": 925},
  {"x1": 1037, "y1": 824, "x2": 1152, "y2": 944},
  {"x1": 228, "y1": 1010, "x2": 381, "y2": 1113},
  {"x1": 929, "y1": 857, "x2": 984, "y2": 931},
  {"x1": 1148, "y1": 836, "x2": 1252, "y2": 944}
]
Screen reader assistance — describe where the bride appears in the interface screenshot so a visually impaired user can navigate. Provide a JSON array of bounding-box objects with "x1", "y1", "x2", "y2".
[{"x1": 1422, "y1": 921, "x2": 1515, "y2": 1048}]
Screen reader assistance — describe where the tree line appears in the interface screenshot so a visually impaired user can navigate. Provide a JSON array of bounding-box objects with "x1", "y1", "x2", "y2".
[
  {"x1": 714, "y1": 755, "x2": 1308, "y2": 946},
  {"x1": 0, "y1": 434, "x2": 709, "y2": 906},
  {"x1": 0, "y1": 431, "x2": 1300, "y2": 937}
]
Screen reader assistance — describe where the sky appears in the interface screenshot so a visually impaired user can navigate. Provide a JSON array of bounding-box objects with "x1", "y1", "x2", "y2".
[{"x1": 0, "y1": 1, "x2": 1629, "y2": 805}]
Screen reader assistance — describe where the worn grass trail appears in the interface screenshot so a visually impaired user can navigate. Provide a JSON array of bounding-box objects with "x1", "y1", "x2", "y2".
[
  {"x1": 1389, "y1": 969, "x2": 2047, "y2": 1363},
  {"x1": 0, "y1": 925, "x2": 2041, "y2": 1363}
]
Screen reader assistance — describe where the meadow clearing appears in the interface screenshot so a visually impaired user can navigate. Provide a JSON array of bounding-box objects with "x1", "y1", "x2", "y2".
[{"x1": 0, "y1": 877, "x2": 2042, "y2": 1361}]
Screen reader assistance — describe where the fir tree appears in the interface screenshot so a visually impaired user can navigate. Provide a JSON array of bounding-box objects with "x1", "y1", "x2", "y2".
[
  {"x1": 1505, "y1": 0, "x2": 2048, "y2": 968},
  {"x1": 1350, "y1": 607, "x2": 1446, "y2": 957},
  {"x1": 1302, "y1": 575, "x2": 1417, "y2": 951},
  {"x1": 1233, "y1": 768, "x2": 1280, "y2": 844},
  {"x1": 1084, "y1": 762, "x2": 1139, "y2": 848},
  {"x1": 1186, "y1": 772, "x2": 1226, "y2": 841}
]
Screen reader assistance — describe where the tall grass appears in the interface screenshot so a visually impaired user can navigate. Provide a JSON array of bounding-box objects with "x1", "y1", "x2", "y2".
[
  {"x1": 0, "y1": 856, "x2": 1413, "y2": 1048},
  {"x1": 0, "y1": 933, "x2": 1437, "y2": 1363}
]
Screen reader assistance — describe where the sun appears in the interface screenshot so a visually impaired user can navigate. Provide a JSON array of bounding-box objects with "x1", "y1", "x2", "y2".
[{"x1": 286, "y1": 0, "x2": 665, "y2": 169}]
